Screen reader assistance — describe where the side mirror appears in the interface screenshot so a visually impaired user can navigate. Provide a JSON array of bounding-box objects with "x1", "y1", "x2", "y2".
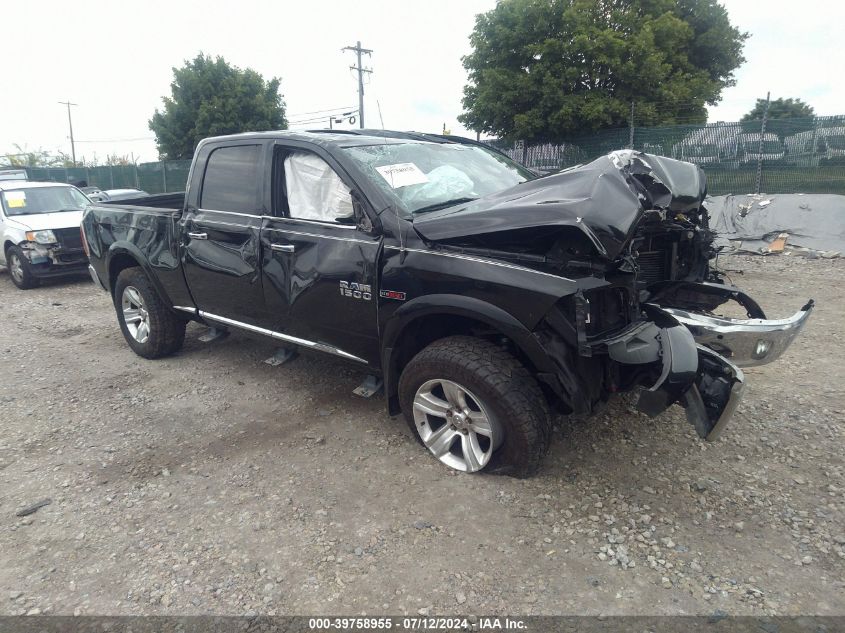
[{"x1": 351, "y1": 190, "x2": 381, "y2": 235}]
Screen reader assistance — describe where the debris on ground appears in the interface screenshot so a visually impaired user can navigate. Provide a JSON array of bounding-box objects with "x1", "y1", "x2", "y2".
[
  {"x1": 767, "y1": 232, "x2": 789, "y2": 253},
  {"x1": 15, "y1": 499, "x2": 52, "y2": 517}
]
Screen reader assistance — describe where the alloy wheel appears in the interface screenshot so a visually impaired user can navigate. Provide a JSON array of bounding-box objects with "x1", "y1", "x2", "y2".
[
  {"x1": 8, "y1": 252, "x2": 24, "y2": 283},
  {"x1": 121, "y1": 285, "x2": 150, "y2": 343},
  {"x1": 412, "y1": 378, "x2": 503, "y2": 472}
]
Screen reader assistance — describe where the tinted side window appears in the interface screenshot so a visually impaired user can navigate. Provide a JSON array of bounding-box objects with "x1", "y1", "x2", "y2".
[{"x1": 200, "y1": 145, "x2": 261, "y2": 213}]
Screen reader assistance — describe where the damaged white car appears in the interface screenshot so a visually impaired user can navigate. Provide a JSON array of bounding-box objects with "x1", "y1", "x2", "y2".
[{"x1": 0, "y1": 181, "x2": 90, "y2": 289}]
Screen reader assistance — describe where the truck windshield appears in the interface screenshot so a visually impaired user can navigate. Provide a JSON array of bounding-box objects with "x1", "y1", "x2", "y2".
[
  {"x1": 342, "y1": 142, "x2": 534, "y2": 216},
  {"x1": 1, "y1": 186, "x2": 89, "y2": 217}
]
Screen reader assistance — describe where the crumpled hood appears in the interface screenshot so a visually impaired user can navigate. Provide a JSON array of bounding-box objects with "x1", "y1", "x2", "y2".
[
  {"x1": 5, "y1": 210, "x2": 84, "y2": 232},
  {"x1": 413, "y1": 150, "x2": 707, "y2": 260}
]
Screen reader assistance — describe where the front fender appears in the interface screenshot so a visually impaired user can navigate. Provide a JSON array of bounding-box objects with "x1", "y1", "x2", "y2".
[
  {"x1": 381, "y1": 294, "x2": 562, "y2": 412},
  {"x1": 3, "y1": 225, "x2": 28, "y2": 246}
]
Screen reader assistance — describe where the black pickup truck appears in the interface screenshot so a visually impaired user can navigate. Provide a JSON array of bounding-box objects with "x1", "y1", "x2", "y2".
[{"x1": 82, "y1": 131, "x2": 813, "y2": 476}]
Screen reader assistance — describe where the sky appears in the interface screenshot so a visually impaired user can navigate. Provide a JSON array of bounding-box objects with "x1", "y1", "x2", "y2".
[{"x1": 1, "y1": 0, "x2": 842, "y2": 165}]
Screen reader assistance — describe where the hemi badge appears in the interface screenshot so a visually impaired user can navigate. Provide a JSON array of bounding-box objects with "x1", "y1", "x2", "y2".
[{"x1": 379, "y1": 290, "x2": 406, "y2": 301}]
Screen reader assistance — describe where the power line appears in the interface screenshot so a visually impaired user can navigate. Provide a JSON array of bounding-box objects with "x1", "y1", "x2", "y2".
[
  {"x1": 287, "y1": 105, "x2": 355, "y2": 118},
  {"x1": 74, "y1": 137, "x2": 155, "y2": 143},
  {"x1": 289, "y1": 117, "x2": 347, "y2": 127},
  {"x1": 288, "y1": 114, "x2": 349, "y2": 125},
  {"x1": 342, "y1": 41, "x2": 372, "y2": 129},
  {"x1": 289, "y1": 110, "x2": 359, "y2": 127}
]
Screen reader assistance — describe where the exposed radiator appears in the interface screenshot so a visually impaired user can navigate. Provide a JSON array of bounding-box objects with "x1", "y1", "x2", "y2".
[{"x1": 637, "y1": 250, "x2": 667, "y2": 286}]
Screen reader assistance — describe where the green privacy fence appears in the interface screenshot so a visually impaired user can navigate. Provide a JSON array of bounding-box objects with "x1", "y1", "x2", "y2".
[
  {"x1": 22, "y1": 160, "x2": 193, "y2": 194},
  {"x1": 488, "y1": 115, "x2": 845, "y2": 195},
  {"x1": 15, "y1": 115, "x2": 845, "y2": 197}
]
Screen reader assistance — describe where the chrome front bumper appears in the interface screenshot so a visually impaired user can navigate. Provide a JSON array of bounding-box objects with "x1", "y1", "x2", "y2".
[
  {"x1": 608, "y1": 296, "x2": 811, "y2": 442},
  {"x1": 661, "y1": 300, "x2": 814, "y2": 367}
]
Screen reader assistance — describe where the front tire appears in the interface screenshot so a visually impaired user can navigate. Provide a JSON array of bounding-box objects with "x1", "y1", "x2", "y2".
[
  {"x1": 114, "y1": 267, "x2": 186, "y2": 359},
  {"x1": 399, "y1": 336, "x2": 551, "y2": 477},
  {"x1": 6, "y1": 246, "x2": 39, "y2": 290}
]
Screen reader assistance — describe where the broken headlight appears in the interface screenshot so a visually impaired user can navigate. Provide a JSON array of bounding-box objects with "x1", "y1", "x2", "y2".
[{"x1": 25, "y1": 230, "x2": 57, "y2": 245}]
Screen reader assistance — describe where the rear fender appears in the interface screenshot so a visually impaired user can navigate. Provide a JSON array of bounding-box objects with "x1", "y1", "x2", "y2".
[{"x1": 106, "y1": 243, "x2": 174, "y2": 308}]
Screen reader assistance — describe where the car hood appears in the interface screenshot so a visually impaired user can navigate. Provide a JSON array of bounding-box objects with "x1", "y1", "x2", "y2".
[
  {"x1": 5, "y1": 210, "x2": 84, "y2": 231},
  {"x1": 412, "y1": 150, "x2": 706, "y2": 261}
]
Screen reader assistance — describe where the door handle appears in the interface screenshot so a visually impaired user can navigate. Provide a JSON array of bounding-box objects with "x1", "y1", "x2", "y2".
[
  {"x1": 270, "y1": 243, "x2": 295, "y2": 253},
  {"x1": 187, "y1": 232, "x2": 208, "y2": 240}
]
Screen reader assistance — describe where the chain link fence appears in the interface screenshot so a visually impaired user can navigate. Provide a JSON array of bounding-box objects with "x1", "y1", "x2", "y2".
[
  {"x1": 487, "y1": 115, "x2": 845, "y2": 195},
  {"x1": 17, "y1": 160, "x2": 192, "y2": 194}
]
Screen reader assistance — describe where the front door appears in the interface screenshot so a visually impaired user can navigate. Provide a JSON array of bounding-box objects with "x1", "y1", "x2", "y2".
[
  {"x1": 260, "y1": 145, "x2": 381, "y2": 365},
  {"x1": 182, "y1": 142, "x2": 268, "y2": 323}
]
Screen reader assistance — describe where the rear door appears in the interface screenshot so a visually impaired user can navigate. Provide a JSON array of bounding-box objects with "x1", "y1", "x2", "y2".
[
  {"x1": 260, "y1": 143, "x2": 381, "y2": 365},
  {"x1": 182, "y1": 142, "x2": 268, "y2": 323}
]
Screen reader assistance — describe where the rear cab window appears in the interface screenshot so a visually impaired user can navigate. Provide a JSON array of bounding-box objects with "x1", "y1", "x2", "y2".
[{"x1": 200, "y1": 145, "x2": 262, "y2": 213}]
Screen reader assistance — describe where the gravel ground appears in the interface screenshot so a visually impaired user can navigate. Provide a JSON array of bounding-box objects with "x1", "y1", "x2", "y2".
[{"x1": 1, "y1": 254, "x2": 843, "y2": 617}]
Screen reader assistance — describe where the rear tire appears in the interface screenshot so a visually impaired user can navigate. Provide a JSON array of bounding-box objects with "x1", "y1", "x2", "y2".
[
  {"x1": 6, "y1": 246, "x2": 40, "y2": 290},
  {"x1": 399, "y1": 335, "x2": 551, "y2": 477},
  {"x1": 114, "y1": 267, "x2": 185, "y2": 359}
]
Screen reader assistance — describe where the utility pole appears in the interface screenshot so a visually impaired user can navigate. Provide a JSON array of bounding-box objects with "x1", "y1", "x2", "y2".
[
  {"x1": 58, "y1": 100, "x2": 78, "y2": 166},
  {"x1": 755, "y1": 91, "x2": 771, "y2": 194},
  {"x1": 343, "y1": 41, "x2": 372, "y2": 129},
  {"x1": 629, "y1": 101, "x2": 635, "y2": 149}
]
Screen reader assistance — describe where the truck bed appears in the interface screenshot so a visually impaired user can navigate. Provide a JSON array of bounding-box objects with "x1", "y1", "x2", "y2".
[{"x1": 101, "y1": 192, "x2": 185, "y2": 210}]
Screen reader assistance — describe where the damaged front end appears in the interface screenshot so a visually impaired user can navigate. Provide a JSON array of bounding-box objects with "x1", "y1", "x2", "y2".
[
  {"x1": 18, "y1": 228, "x2": 88, "y2": 276},
  {"x1": 596, "y1": 291, "x2": 811, "y2": 440},
  {"x1": 576, "y1": 169, "x2": 813, "y2": 438},
  {"x1": 601, "y1": 305, "x2": 745, "y2": 441},
  {"x1": 527, "y1": 152, "x2": 812, "y2": 440},
  {"x1": 414, "y1": 148, "x2": 813, "y2": 440},
  {"x1": 638, "y1": 283, "x2": 812, "y2": 438}
]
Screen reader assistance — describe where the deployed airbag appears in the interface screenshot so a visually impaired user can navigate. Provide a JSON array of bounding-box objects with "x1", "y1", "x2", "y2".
[
  {"x1": 401, "y1": 165, "x2": 476, "y2": 208},
  {"x1": 285, "y1": 152, "x2": 353, "y2": 222}
]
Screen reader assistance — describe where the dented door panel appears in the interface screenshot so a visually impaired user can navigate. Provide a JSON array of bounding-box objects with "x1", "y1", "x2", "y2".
[
  {"x1": 260, "y1": 218, "x2": 381, "y2": 366},
  {"x1": 181, "y1": 209, "x2": 265, "y2": 323}
]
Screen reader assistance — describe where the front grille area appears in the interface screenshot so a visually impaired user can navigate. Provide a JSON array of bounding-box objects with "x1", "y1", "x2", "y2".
[
  {"x1": 55, "y1": 227, "x2": 83, "y2": 251},
  {"x1": 57, "y1": 252, "x2": 86, "y2": 264},
  {"x1": 637, "y1": 250, "x2": 667, "y2": 286}
]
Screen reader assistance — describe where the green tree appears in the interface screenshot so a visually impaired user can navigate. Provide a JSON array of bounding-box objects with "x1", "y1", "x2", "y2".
[
  {"x1": 741, "y1": 97, "x2": 815, "y2": 121},
  {"x1": 459, "y1": 0, "x2": 748, "y2": 143},
  {"x1": 149, "y1": 53, "x2": 287, "y2": 159},
  {"x1": 2, "y1": 144, "x2": 72, "y2": 167}
]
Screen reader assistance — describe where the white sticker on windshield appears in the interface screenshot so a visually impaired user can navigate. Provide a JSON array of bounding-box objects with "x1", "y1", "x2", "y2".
[
  {"x1": 4, "y1": 190, "x2": 26, "y2": 208},
  {"x1": 375, "y1": 163, "x2": 428, "y2": 189}
]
